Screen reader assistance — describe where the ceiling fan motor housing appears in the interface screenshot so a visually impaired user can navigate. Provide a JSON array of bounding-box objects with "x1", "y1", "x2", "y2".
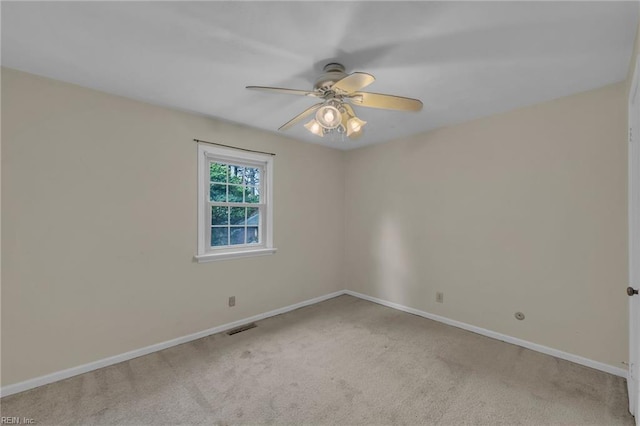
[{"x1": 314, "y1": 63, "x2": 348, "y2": 92}]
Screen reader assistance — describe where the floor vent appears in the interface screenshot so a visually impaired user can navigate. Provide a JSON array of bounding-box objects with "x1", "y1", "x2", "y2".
[{"x1": 227, "y1": 322, "x2": 257, "y2": 336}]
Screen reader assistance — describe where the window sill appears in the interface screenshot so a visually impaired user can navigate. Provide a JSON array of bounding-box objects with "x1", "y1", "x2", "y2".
[{"x1": 194, "y1": 248, "x2": 277, "y2": 263}]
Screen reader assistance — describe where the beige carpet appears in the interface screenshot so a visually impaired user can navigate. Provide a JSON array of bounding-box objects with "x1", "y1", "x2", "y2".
[{"x1": 1, "y1": 295, "x2": 634, "y2": 425}]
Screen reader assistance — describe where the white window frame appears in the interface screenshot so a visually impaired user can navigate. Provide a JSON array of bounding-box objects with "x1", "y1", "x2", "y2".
[{"x1": 195, "y1": 143, "x2": 276, "y2": 262}]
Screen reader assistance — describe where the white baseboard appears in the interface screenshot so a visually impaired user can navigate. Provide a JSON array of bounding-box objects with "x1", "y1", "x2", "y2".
[
  {"x1": 2, "y1": 288, "x2": 627, "y2": 397},
  {"x1": 0, "y1": 290, "x2": 345, "y2": 398},
  {"x1": 344, "y1": 289, "x2": 628, "y2": 378}
]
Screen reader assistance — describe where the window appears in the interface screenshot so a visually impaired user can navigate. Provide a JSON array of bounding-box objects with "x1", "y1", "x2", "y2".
[{"x1": 196, "y1": 143, "x2": 275, "y2": 262}]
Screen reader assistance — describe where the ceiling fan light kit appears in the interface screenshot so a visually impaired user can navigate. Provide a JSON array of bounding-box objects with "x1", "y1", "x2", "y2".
[
  {"x1": 247, "y1": 63, "x2": 422, "y2": 141},
  {"x1": 303, "y1": 99, "x2": 366, "y2": 139}
]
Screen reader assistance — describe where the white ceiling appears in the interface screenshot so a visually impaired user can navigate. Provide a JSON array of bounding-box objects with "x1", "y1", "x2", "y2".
[{"x1": 2, "y1": 1, "x2": 638, "y2": 150}]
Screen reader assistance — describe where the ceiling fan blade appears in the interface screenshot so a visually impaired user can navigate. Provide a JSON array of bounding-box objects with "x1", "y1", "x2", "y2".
[
  {"x1": 246, "y1": 86, "x2": 320, "y2": 97},
  {"x1": 278, "y1": 103, "x2": 324, "y2": 131},
  {"x1": 343, "y1": 103, "x2": 357, "y2": 117},
  {"x1": 331, "y1": 72, "x2": 375, "y2": 94},
  {"x1": 348, "y1": 92, "x2": 423, "y2": 111}
]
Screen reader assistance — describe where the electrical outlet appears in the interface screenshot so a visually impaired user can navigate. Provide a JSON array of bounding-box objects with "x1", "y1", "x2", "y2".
[
  {"x1": 228, "y1": 296, "x2": 236, "y2": 307},
  {"x1": 436, "y1": 292, "x2": 444, "y2": 303}
]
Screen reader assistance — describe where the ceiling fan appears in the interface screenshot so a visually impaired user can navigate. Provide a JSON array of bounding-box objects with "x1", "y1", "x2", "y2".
[{"x1": 246, "y1": 63, "x2": 423, "y2": 139}]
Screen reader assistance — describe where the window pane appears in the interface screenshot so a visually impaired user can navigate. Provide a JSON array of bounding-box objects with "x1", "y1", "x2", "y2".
[
  {"x1": 230, "y1": 227, "x2": 245, "y2": 245},
  {"x1": 230, "y1": 207, "x2": 245, "y2": 226},
  {"x1": 246, "y1": 208, "x2": 259, "y2": 226},
  {"x1": 211, "y1": 206, "x2": 229, "y2": 226},
  {"x1": 228, "y1": 184, "x2": 243, "y2": 202},
  {"x1": 211, "y1": 227, "x2": 229, "y2": 247},
  {"x1": 228, "y1": 165, "x2": 243, "y2": 185},
  {"x1": 244, "y1": 168, "x2": 261, "y2": 186},
  {"x1": 244, "y1": 186, "x2": 260, "y2": 203},
  {"x1": 210, "y1": 184, "x2": 227, "y2": 202},
  {"x1": 247, "y1": 227, "x2": 259, "y2": 244},
  {"x1": 210, "y1": 162, "x2": 227, "y2": 183}
]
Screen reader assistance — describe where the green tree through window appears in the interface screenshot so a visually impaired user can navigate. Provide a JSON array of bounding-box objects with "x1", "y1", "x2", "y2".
[{"x1": 209, "y1": 162, "x2": 261, "y2": 247}]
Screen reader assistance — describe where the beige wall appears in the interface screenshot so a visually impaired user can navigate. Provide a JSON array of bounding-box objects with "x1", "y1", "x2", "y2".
[
  {"x1": 345, "y1": 82, "x2": 629, "y2": 369},
  {"x1": 1, "y1": 68, "x2": 345, "y2": 386}
]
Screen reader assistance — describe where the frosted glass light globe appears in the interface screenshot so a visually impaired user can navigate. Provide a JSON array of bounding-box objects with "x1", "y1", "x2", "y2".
[{"x1": 315, "y1": 105, "x2": 342, "y2": 129}]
